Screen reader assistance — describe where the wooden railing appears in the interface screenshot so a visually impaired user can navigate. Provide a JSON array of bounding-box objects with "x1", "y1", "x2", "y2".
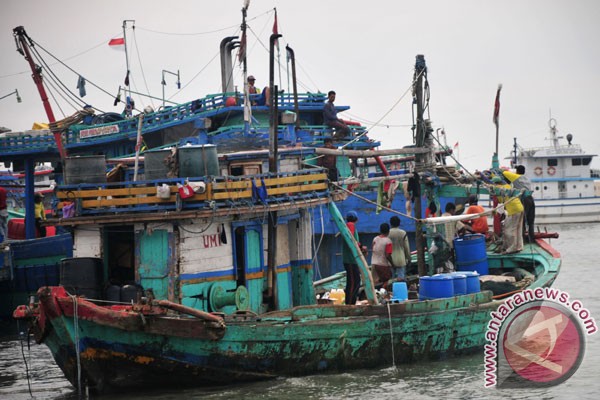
[{"x1": 55, "y1": 170, "x2": 329, "y2": 217}]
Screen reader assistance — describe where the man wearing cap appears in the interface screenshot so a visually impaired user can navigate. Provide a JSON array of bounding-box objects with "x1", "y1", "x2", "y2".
[
  {"x1": 323, "y1": 91, "x2": 350, "y2": 140},
  {"x1": 492, "y1": 176, "x2": 524, "y2": 254},
  {"x1": 504, "y1": 165, "x2": 536, "y2": 243},
  {"x1": 341, "y1": 210, "x2": 362, "y2": 305},
  {"x1": 247, "y1": 75, "x2": 259, "y2": 94},
  {"x1": 247, "y1": 75, "x2": 261, "y2": 106}
]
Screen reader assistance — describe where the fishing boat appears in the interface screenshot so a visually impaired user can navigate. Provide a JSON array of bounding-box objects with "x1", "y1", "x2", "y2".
[
  {"x1": 1, "y1": 13, "x2": 471, "y2": 278},
  {"x1": 12, "y1": 141, "x2": 561, "y2": 393},
  {"x1": 508, "y1": 118, "x2": 600, "y2": 223}
]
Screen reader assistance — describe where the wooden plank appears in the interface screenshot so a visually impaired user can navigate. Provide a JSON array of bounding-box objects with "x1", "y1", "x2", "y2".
[{"x1": 57, "y1": 186, "x2": 176, "y2": 199}]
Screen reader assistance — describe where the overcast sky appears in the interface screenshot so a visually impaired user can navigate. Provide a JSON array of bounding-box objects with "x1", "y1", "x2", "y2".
[{"x1": 1, "y1": 0, "x2": 599, "y2": 172}]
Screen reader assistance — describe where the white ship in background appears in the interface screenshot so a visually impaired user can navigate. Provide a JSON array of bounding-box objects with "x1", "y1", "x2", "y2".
[{"x1": 509, "y1": 118, "x2": 600, "y2": 224}]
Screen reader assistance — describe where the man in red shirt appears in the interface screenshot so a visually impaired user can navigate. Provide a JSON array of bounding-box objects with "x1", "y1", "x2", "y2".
[
  {"x1": 465, "y1": 195, "x2": 488, "y2": 235},
  {"x1": 371, "y1": 223, "x2": 394, "y2": 290}
]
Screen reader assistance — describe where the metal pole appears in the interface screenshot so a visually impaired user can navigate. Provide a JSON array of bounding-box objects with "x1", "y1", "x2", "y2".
[
  {"x1": 285, "y1": 45, "x2": 300, "y2": 129},
  {"x1": 13, "y1": 26, "x2": 66, "y2": 159}
]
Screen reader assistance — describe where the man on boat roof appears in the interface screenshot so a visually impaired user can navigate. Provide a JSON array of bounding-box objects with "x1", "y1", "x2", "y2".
[{"x1": 323, "y1": 90, "x2": 351, "y2": 140}]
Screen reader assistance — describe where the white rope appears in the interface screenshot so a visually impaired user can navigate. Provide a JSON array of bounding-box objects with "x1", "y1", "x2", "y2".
[{"x1": 386, "y1": 302, "x2": 396, "y2": 368}]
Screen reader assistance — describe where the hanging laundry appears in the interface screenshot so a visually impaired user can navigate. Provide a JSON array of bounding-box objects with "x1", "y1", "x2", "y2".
[{"x1": 76, "y1": 75, "x2": 86, "y2": 97}]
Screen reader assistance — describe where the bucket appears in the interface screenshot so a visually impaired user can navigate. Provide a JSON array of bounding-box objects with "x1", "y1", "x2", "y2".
[
  {"x1": 453, "y1": 271, "x2": 480, "y2": 294},
  {"x1": 454, "y1": 234, "x2": 489, "y2": 276},
  {"x1": 143, "y1": 148, "x2": 172, "y2": 180},
  {"x1": 64, "y1": 155, "x2": 107, "y2": 184},
  {"x1": 449, "y1": 273, "x2": 467, "y2": 295},
  {"x1": 392, "y1": 281, "x2": 408, "y2": 301},
  {"x1": 178, "y1": 145, "x2": 219, "y2": 178},
  {"x1": 419, "y1": 274, "x2": 454, "y2": 299}
]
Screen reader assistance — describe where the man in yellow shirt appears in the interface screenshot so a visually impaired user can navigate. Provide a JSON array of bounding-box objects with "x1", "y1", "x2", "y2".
[
  {"x1": 491, "y1": 176, "x2": 523, "y2": 254},
  {"x1": 34, "y1": 193, "x2": 47, "y2": 237}
]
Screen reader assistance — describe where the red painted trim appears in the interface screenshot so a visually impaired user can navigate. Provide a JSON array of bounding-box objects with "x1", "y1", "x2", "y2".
[{"x1": 535, "y1": 238, "x2": 561, "y2": 258}]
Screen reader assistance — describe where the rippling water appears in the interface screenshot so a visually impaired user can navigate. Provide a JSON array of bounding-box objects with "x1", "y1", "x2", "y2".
[{"x1": 1, "y1": 223, "x2": 598, "y2": 399}]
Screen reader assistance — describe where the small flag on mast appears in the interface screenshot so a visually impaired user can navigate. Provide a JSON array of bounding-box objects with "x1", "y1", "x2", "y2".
[
  {"x1": 493, "y1": 84, "x2": 502, "y2": 126},
  {"x1": 454, "y1": 142, "x2": 459, "y2": 148},
  {"x1": 108, "y1": 38, "x2": 125, "y2": 46}
]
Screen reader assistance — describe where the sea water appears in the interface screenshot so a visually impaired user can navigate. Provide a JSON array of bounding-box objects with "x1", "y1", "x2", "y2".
[{"x1": 1, "y1": 223, "x2": 598, "y2": 400}]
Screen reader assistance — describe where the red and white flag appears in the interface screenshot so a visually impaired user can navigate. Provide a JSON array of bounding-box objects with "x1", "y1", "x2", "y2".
[
  {"x1": 108, "y1": 38, "x2": 125, "y2": 50},
  {"x1": 493, "y1": 84, "x2": 502, "y2": 126},
  {"x1": 454, "y1": 141, "x2": 459, "y2": 148}
]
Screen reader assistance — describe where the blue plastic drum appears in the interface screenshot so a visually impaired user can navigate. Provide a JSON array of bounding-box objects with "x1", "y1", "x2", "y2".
[
  {"x1": 454, "y1": 234, "x2": 489, "y2": 275},
  {"x1": 419, "y1": 274, "x2": 454, "y2": 299}
]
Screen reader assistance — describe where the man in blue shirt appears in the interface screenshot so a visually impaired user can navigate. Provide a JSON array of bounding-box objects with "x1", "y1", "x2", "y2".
[{"x1": 323, "y1": 90, "x2": 350, "y2": 139}]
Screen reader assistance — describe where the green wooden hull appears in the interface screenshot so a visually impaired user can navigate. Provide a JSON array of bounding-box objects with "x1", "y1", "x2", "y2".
[{"x1": 33, "y1": 287, "x2": 498, "y2": 392}]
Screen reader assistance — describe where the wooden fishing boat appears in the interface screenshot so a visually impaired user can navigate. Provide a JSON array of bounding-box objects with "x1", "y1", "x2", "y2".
[{"x1": 12, "y1": 143, "x2": 561, "y2": 393}]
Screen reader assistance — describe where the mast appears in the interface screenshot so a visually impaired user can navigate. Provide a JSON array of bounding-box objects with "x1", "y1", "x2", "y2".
[
  {"x1": 492, "y1": 84, "x2": 502, "y2": 168},
  {"x1": 241, "y1": 1, "x2": 250, "y2": 133},
  {"x1": 266, "y1": 32, "x2": 282, "y2": 309},
  {"x1": 13, "y1": 26, "x2": 66, "y2": 159},
  {"x1": 122, "y1": 20, "x2": 135, "y2": 117},
  {"x1": 413, "y1": 55, "x2": 427, "y2": 277}
]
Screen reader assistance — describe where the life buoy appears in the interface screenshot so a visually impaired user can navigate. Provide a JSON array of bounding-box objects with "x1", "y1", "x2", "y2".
[
  {"x1": 547, "y1": 166, "x2": 556, "y2": 176},
  {"x1": 534, "y1": 166, "x2": 543, "y2": 176}
]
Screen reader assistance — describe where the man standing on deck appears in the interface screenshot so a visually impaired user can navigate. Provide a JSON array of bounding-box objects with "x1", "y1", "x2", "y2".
[
  {"x1": 341, "y1": 211, "x2": 362, "y2": 305},
  {"x1": 372, "y1": 223, "x2": 394, "y2": 290},
  {"x1": 504, "y1": 165, "x2": 536, "y2": 243},
  {"x1": 388, "y1": 216, "x2": 411, "y2": 281},
  {"x1": 492, "y1": 176, "x2": 524, "y2": 254},
  {"x1": 323, "y1": 91, "x2": 350, "y2": 140}
]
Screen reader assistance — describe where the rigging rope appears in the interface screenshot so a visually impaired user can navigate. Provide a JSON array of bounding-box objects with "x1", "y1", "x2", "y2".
[
  {"x1": 131, "y1": 27, "x2": 154, "y2": 109},
  {"x1": 341, "y1": 69, "x2": 424, "y2": 150}
]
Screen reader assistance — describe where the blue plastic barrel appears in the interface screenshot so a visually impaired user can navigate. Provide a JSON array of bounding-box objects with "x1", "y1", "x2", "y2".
[
  {"x1": 419, "y1": 274, "x2": 454, "y2": 299},
  {"x1": 454, "y1": 234, "x2": 489, "y2": 275},
  {"x1": 449, "y1": 273, "x2": 467, "y2": 295},
  {"x1": 392, "y1": 281, "x2": 408, "y2": 301},
  {"x1": 455, "y1": 271, "x2": 481, "y2": 294}
]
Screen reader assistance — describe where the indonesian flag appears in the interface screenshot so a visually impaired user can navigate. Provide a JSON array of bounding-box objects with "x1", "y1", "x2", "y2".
[
  {"x1": 454, "y1": 141, "x2": 459, "y2": 148},
  {"x1": 108, "y1": 38, "x2": 125, "y2": 50},
  {"x1": 493, "y1": 84, "x2": 502, "y2": 126}
]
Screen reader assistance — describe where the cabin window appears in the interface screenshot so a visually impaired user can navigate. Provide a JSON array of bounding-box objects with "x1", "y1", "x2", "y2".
[
  {"x1": 230, "y1": 162, "x2": 262, "y2": 176},
  {"x1": 543, "y1": 186, "x2": 548, "y2": 190},
  {"x1": 105, "y1": 225, "x2": 135, "y2": 284},
  {"x1": 573, "y1": 185, "x2": 577, "y2": 189},
  {"x1": 572, "y1": 158, "x2": 582, "y2": 166},
  {"x1": 582, "y1": 157, "x2": 592, "y2": 165},
  {"x1": 535, "y1": 186, "x2": 540, "y2": 191},
  {"x1": 547, "y1": 159, "x2": 558, "y2": 167}
]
